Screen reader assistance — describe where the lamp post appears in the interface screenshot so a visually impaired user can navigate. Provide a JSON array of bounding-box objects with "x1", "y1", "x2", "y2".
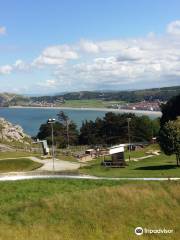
[
  {"x1": 127, "y1": 118, "x2": 131, "y2": 161},
  {"x1": 47, "y1": 118, "x2": 56, "y2": 171}
]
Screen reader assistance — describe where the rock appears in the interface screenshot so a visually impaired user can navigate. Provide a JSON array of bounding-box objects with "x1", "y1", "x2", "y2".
[{"x1": 0, "y1": 118, "x2": 31, "y2": 143}]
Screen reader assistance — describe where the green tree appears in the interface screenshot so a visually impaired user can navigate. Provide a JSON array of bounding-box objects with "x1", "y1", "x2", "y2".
[
  {"x1": 79, "y1": 112, "x2": 157, "y2": 146},
  {"x1": 57, "y1": 111, "x2": 78, "y2": 148},
  {"x1": 159, "y1": 118, "x2": 180, "y2": 166},
  {"x1": 79, "y1": 120, "x2": 98, "y2": 145},
  {"x1": 131, "y1": 116, "x2": 154, "y2": 142},
  {"x1": 160, "y1": 94, "x2": 180, "y2": 126},
  {"x1": 37, "y1": 113, "x2": 78, "y2": 148},
  {"x1": 37, "y1": 121, "x2": 66, "y2": 147}
]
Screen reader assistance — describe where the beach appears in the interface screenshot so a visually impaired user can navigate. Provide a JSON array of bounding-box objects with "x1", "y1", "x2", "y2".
[{"x1": 9, "y1": 106, "x2": 162, "y2": 116}]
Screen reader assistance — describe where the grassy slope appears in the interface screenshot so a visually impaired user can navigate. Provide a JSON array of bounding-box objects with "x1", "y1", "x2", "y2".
[
  {"x1": 0, "y1": 151, "x2": 39, "y2": 159},
  {"x1": 0, "y1": 158, "x2": 42, "y2": 172},
  {"x1": 59, "y1": 99, "x2": 125, "y2": 108},
  {"x1": 79, "y1": 154, "x2": 180, "y2": 178},
  {"x1": 0, "y1": 180, "x2": 179, "y2": 240}
]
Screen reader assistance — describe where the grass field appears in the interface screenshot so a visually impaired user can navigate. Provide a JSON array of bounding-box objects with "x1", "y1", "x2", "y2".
[
  {"x1": 0, "y1": 158, "x2": 42, "y2": 172},
  {"x1": 0, "y1": 180, "x2": 179, "y2": 240},
  {"x1": 79, "y1": 154, "x2": 180, "y2": 178},
  {"x1": 0, "y1": 151, "x2": 39, "y2": 159},
  {"x1": 59, "y1": 99, "x2": 125, "y2": 108}
]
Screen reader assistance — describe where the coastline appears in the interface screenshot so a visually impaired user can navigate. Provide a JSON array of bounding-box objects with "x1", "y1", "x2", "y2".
[{"x1": 8, "y1": 106, "x2": 162, "y2": 116}]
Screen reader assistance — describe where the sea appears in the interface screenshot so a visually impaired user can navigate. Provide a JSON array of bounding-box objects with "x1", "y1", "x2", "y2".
[{"x1": 0, "y1": 107, "x2": 161, "y2": 136}]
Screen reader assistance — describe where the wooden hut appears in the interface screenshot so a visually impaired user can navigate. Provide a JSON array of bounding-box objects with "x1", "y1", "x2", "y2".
[{"x1": 102, "y1": 144, "x2": 126, "y2": 167}]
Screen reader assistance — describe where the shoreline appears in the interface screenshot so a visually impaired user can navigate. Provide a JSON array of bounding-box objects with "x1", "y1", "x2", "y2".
[{"x1": 8, "y1": 106, "x2": 162, "y2": 116}]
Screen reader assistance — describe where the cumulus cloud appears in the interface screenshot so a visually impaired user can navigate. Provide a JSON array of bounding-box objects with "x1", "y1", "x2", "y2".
[
  {"x1": 0, "y1": 65, "x2": 13, "y2": 75},
  {"x1": 79, "y1": 39, "x2": 99, "y2": 53},
  {"x1": 14, "y1": 60, "x2": 30, "y2": 71},
  {"x1": 53, "y1": 32, "x2": 180, "y2": 90},
  {"x1": 167, "y1": 20, "x2": 180, "y2": 35},
  {"x1": 33, "y1": 45, "x2": 78, "y2": 67},
  {"x1": 1, "y1": 20, "x2": 180, "y2": 91},
  {"x1": 0, "y1": 26, "x2": 6, "y2": 35}
]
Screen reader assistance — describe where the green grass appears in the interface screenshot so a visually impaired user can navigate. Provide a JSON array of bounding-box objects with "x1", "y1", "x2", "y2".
[
  {"x1": 56, "y1": 153, "x2": 78, "y2": 162},
  {"x1": 0, "y1": 180, "x2": 179, "y2": 239},
  {"x1": 125, "y1": 144, "x2": 160, "y2": 159},
  {"x1": 79, "y1": 154, "x2": 180, "y2": 178},
  {"x1": 0, "y1": 158, "x2": 42, "y2": 172},
  {"x1": 0, "y1": 151, "x2": 40, "y2": 159},
  {"x1": 59, "y1": 99, "x2": 125, "y2": 108}
]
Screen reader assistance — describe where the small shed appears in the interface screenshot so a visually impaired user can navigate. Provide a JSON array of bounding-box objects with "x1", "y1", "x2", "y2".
[
  {"x1": 102, "y1": 144, "x2": 126, "y2": 168},
  {"x1": 85, "y1": 149, "x2": 96, "y2": 156}
]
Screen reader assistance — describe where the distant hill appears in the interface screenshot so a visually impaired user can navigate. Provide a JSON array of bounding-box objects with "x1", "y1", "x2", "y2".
[
  {"x1": 31, "y1": 85, "x2": 180, "y2": 103},
  {"x1": 0, "y1": 93, "x2": 29, "y2": 107},
  {"x1": 0, "y1": 85, "x2": 180, "y2": 106}
]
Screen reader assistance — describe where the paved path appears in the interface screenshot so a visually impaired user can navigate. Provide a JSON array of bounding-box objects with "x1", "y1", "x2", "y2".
[
  {"x1": 126, "y1": 151, "x2": 161, "y2": 162},
  {"x1": 0, "y1": 156, "x2": 81, "y2": 171}
]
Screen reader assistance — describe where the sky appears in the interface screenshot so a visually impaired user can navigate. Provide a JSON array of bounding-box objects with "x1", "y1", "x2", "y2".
[{"x1": 0, "y1": 0, "x2": 180, "y2": 94}]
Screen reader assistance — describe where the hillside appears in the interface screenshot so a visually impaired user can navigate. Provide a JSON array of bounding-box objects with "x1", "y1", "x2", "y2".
[
  {"x1": 0, "y1": 118, "x2": 31, "y2": 149},
  {"x1": 0, "y1": 86, "x2": 180, "y2": 107},
  {"x1": 0, "y1": 180, "x2": 179, "y2": 240},
  {"x1": 0, "y1": 93, "x2": 29, "y2": 107},
  {"x1": 31, "y1": 85, "x2": 180, "y2": 103}
]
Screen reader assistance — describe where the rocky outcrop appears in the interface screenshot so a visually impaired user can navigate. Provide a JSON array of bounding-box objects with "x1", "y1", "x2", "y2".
[
  {"x1": 0, "y1": 118, "x2": 31, "y2": 143},
  {"x1": 0, "y1": 93, "x2": 29, "y2": 107}
]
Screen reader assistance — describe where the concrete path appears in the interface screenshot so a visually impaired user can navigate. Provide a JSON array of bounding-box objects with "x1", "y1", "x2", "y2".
[
  {"x1": 0, "y1": 156, "x2": 81, "y2": 171},
  {"x1": 126, "y1": 151, "x2": 161, "y2": 162},
  {"x1": 28, "y1": 157, "x2": 81, "y2": 171}
]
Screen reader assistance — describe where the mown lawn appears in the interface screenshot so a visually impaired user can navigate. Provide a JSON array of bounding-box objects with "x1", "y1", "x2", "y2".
[
  {"x1": 0, "y1": 180, "x2": 179, "y2": 240},
  {"x1": 59, "y1": 99, "x2": 125, "y2": 108},
  {"x1": 0, "y1": 158, "x2": 42, "y2": 172},
  {"x1": 79, "y1": 154, "x2": 180, "y2": 178},
  {"x1": 0, "y1": 151, "x2": 39, "y2": 159}
]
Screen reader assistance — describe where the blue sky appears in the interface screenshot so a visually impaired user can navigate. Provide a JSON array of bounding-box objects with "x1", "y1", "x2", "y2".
[{"x1": 0, "y1": 0, "x2": 180, "y2": 94}]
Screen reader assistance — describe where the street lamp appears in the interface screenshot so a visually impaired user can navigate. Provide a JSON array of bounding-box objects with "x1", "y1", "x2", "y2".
[
  {"x1": 127, "y1": 118, "x2": 131, "y2": 161},
  {"x1": 47, "y1": 118, "x2": 56, "y2": 171}
]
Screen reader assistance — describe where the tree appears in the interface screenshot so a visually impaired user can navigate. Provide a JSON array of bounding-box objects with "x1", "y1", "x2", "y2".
[
  {"x1": 79, "y1": 120, "x2": 97, "y2": 145},
  {"x1": 37, "y1": 113, "x2": 79, "y2": 148},
  {"x1": 160, "y1": 94, "x2": 180, "y2": 127},
  {"x1": 131, "y1": 116, "x2": 154, "y2": 142},
  {"x1": 57, "y1": 111, "x2": 78, "y2": 148},
  {"x1": 79, "y1": 112, "x2": 158, "y2": 146},
  {"x1": 37, "y1": 121, "x2": 66, "y2": 147},
  {"x1": 159, "y1": 118, "x2": 180, "y2": 166}
]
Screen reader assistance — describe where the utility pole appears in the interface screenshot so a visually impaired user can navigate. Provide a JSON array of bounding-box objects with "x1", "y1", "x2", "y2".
[
  {"x1": 127, "y1": 118, "x2": 131, "y2": 161},
  {"x1": 66, "y1": 119, "x2": 71, "y2": 149},
  {"x1": 47, "y1": 118, "x2": 56, "y2": 171}
]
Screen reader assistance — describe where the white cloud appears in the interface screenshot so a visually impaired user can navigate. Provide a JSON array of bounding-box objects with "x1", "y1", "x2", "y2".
[
  {"x1": 79, "y1": 39, "x2": 99, "y2": 53},
  {"x1": 167, "y1": 20, "x2": 180, "y2": 35},
  {"x1": 14, "y1": 60, "x2": 30, "y2": 71},
  {"x1": 33, "y1": 45, "x2": 78, "y2": 67},
  {"x1": 1, "y1": 20, "x2": 180, "y2": 91},
  {"x1": 37, "y1": 79, "x2": 58, "y2": 88},
  {"x1": 0, "y1": 26, "x2": 6, "y2": 35},
  {"x1": 0, "y1": 65, "x2": 13, "y2": 74}
]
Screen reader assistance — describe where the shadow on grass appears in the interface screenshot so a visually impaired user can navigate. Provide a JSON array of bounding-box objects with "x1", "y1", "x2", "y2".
[{"x1": 135, "y1": 165, "x2": 177, "y2": 170}]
